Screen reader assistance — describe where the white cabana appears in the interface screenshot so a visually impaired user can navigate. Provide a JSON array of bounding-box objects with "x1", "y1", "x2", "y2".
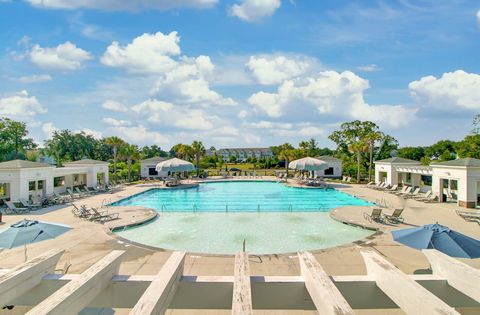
[
  {"x1": 288, "y1": 157, "x2": 328, "y2": 171},
  {"x1": 155, "y1": 158, "x2": 194, "y2": 173}
]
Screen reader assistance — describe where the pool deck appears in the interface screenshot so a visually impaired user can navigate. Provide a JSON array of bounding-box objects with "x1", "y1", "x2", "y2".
[{"x1": 1, "y1": 179, "x2": 479, "y2": 314}]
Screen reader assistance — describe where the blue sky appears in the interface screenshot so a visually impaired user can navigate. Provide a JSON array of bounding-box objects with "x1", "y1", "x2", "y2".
[{"x1": 1, "y1": 0, "x2": 479, "y2": 150}]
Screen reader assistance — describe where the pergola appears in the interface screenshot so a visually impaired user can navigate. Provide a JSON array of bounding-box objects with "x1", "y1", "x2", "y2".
[{"x1": 0, "y1": 249, "x2": 478, "y2": 314}]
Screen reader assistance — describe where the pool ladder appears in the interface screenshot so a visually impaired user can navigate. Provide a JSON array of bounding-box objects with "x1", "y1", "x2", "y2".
[
  {"x1": 288, "y1": 204, "x2": 293, "y2": 212},
  {"x1": 225, "y1": 204, "x2": 229, "y2": 213},
  {"x1": 161, "y1": 204, "x2": 167, "y2": 212},
  {"x1": 192, "y1": 204, "x2": 197, "y2": 212}
]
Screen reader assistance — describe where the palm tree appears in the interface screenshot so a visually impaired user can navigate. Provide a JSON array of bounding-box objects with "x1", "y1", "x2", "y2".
[
  {"x1": 348, "y1": 141, "x2": 369, "y2": 183},
  {"x1": 105, "y1": 136, "x2": 124, "y2": 182},
  {"x1": 365, "y1": 131, "x2": 383, "y2": 182},
  {"x1": 191, "y1": 141, "x2": 206, "y2": 177},
  {"x1": 120, "y1": 144, "x2": 140, "y2": 182},
  {"x1": 278, "y1": 143, "x2": 294, "y2": 177}
]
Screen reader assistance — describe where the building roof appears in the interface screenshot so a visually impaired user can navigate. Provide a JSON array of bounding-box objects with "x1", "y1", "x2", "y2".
[
  {"x1": 374, "y1": 157, "x2": 421, "y2": 164},
  {"x1": 0, "y1": 159, "x2": 53, "y2": 170},
  {"x1": 141, "y1": 156, "x2": 166, "y2": 163},
  {"x1": 217, "y1": 148, "x2": 272, "y2": 153},
  {"x1": 64, "y1": 159, "x2": 108, "y2": 165},
  {"x1": 317, "y1": 155, "x2": 342, "y2": 162},
  {"x1": 432, "y1": 158, "x2": 480, "y2": 168}
]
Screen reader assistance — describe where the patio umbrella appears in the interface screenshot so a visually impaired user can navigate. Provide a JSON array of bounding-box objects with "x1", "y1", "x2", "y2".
[
  {"x1": 391, "y1": 223, "x2": 480, "y2": 258},
  {"x1": 0, "y1": 219, "x2": 71, "y2": 249},
  {"x1": 288, "y1": 157, "x2": 328, "y2": 171},
  {"x1": 156, "y1": 158, "x2": 195, "y2": 173}
]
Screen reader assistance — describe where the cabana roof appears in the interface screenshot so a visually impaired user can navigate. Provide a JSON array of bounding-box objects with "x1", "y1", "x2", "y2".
[
  {"x1": 64, "y1": 159, "x2": 108, "y2": 165},
  {"x1": 317, "y1": 155, "x2": 342, "y2": 162},
  {"x1": 374, "y1": 157, "x2": 420, "y2": 164},
  {"x1": 141, "y1": 156, "x2": 166, "y2": 163},
  {"x1": 432, "y1": 157, "x2": 480, "y2": 168},
  {"x1": 0, "y1": 159, "x2": 53, "y2": 170}
]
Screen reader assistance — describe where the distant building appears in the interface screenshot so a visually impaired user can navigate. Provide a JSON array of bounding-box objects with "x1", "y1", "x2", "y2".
[
  {"x1": 214, "y1": 148, "x2": 273, "y2": 162},
  {"x1": 140, "y1": 157, "x2": 166, "y2": 179},
  {"x1": 315, "y1": 156, "x2": 343, "y2": 178}
]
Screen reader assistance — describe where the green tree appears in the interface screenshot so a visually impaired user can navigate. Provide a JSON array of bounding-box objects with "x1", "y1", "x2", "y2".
[
  {"x1": 472, "y1": 114, "x2": 480, "y2": 134},
  {"x1": 105, "y1": 136, "x2": 125, "y2": 181},
  {"x1": 456, "y1": 134, "x2": 480, "y2": 159},
  {"x1": 141, "y1": 145, "x2": 168, "y2": 158},
  {"x1": 376, "y1": 134, "x2": 399, "y2": 160},
  {"x1": 191, "y1": 141, "x2": 206, "y2": 176},
  {"x1": 397, "y1": 146, "x2": 425, "y2": 161},
  {"x1": 425, "y1": 140, "x2": 457, "y2": 161},
  {"x1": 329, "y1": 120, "x2": 379, "y2": 183},
  {"x1": 278, "y1": 143, "x2": 294, "y2": 177},
  {"x1": 364, "y1": 130, "x2": 383, "y2": 182},
  {"x1": 0, "y1": 118, "x2": 36, "y2": 161},
  {"x1": 119, "y1": 144, "x2": 140, "y2": 182}
]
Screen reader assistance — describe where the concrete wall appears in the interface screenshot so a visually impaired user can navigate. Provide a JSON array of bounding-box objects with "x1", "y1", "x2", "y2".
[{"x1": 431, "y1": 166, "x2": 479, "y2": 208}]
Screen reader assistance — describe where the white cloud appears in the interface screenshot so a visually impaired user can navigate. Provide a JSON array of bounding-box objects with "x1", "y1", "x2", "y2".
[
  {"x1": 26, "y1": 0, "x2": 217, "y2": 11},
  {"x1": 103, "y1": 117, "x2": 132, "y2": 127},
  {"x1": 0, "y1": 90, "x2": 47, "y2": 124},
  {"x1": 247, "y1": 55, "x2": 311, "y2": 85},
  {"x1": 102, "y1": 32, "x2": 235, "y2": 106},
  {"x1": 131, "y1": 99, "x2": 218, "y2": 130},
  {"x1": 409, "y1": 70, "x2": 480, "y2": 111},
  {"x1": 101, "y1": 32, "x2": 180, "y2": 74},
  {"x1": 477, "y1": 10, "x2": 480, "y2": 28},
  {"x1": 356, "y1": 64, "x2": 381, "y2": 72},
  {"x1": 237, "y1": 110, "x2": 248, "y2": 119},
  {"x1": 42, "y1": 122, "x2": 57, "y2": 138},
  {"x1": 78, "y1": 128, "x2": 103, "y2": 139},
  {"x1": 248, "y1": 70, "x2": 417, "y2": 128},
  {"x1": 229, "y1": 0, "x2": 281, "y2": 22},
  {"x1": 102, "y1": 100, "x2": 128, "y2": 112},
  {"x1": 9, "y1": 74, "x2": 52, "y2": 83},
  {"x1": 108, "y1": 125, "x2": 168, "y2": 145},
  {"x1": 29, "y1": 42, "x2": 92, "y2": 71}
]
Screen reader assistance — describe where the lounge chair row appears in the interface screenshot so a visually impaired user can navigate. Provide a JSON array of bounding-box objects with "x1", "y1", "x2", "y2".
[
  {"x1": 365, "y1": 182, "x2": 438, "y2": 203},
  {"x1": 342, "y1": 176, "x2": 352, "y2": 183},
  {"x1": 363, "y1": 208, "x2": 405, "y2": 224},
  {"x1": 72, "y1": 203, "x2": 119, "y2": 223},
  {"x1": 456, "y1": 209, "x2": 480, "y2": 225}
]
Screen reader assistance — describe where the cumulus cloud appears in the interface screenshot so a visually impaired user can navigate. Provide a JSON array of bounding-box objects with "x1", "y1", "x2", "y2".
[
  {"x1": 103, "y1": 117, "x2": 132, "y2": 127},
  {"x1": 409, "y1": 70, "x2": 480, "y2": 111},
  {"x1": 247, "y1": 55, "x2": 311, "y2": 85},
  {"x1": 229, "y1": 0, "x2": 281, "y2": 22},
  {"x1": 248, "y1": 70, "x2": 417, "y2": 128},
  {"x1": 102, "y1": 100, "x2": 128, "y2": 112},
  {"x1": 9, "y1": 74, "x2": 52, "y2": 83},
  {"x1": 131, "y1": 99, "x2": 219, "y2": 130},
  {"x1": 78, "y1": 128, "x2": 103, "y2": 139},
  {"x1": 477, "y1": 10, "x2": 480, "y2": 28},
  {"x1": 108, "y1": 125, "x2": 168, "y2": 145},
  {"x1": 42, "y1": 122, "x2": 57, "y2": 138},
  {"x1": 101, "y1": 32, "x2": 180, "y2": 74},
  {"x1": 29, "y1": 42, "x2": 92, "y2": 71},
  {"x1": 102, "y1": 32, "x2": 235, "y2": 106},
  {"x1": 26, "y1": 0, "x2": 217, "y2": 11},
  {"x1": 0, "y1": 90, "x2": 47, "y2": 124}
]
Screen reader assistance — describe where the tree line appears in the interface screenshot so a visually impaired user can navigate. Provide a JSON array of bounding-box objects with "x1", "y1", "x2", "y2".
[{"x1": 0, "y1": 115, "x2": 478, "y2": 183}]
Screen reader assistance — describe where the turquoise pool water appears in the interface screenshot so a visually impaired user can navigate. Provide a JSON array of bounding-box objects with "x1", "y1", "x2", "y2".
[
  {"x1": 113, "y1": 182, "x2": 374, "y2": 254},
  {"x1": 111, "y1": 181, "x2": 372, "y2": 212}
]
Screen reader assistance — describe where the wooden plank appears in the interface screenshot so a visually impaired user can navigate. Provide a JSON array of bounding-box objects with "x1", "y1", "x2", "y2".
[
  {"x1": 361, "y1": 251, "x2": 459, "y2": 315},
  {"x1": 129, "y1": 251, "x2": 186, "y2": 315},
  {"x1": 232, "y1": 252, "x2": 253, "y2": 315},
  {"x1": 0, "y1": 249, "x2": 64, "y2": 305},
  {"x1": 26, "y1": 250, "x2": 124, "y2": 315},
  {"x1": 423, "y1": 249, "x2": 480, "y2": 302},
  {"x1": 298, "y1": 251, "x2": 355, "y2": 315}
]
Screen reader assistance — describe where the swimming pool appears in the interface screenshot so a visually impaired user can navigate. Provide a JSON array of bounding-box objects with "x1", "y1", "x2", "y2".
[
  {"x1": 113, "y1": 182, "x2": 374, "y2": 254},
  {"x1": 111, "y1": 181, "x2": 371, "y2": 212}
]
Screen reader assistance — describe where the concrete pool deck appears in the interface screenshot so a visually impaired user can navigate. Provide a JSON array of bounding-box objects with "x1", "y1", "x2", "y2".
[{"x1": 0, "y1": 179, "x2": 479, "y2": 314}]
